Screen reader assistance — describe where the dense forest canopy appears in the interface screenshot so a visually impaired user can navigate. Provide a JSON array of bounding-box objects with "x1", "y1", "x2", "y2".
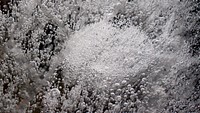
[{"x1": 0, "y1": 0, "x2": 200, "y2": 113}]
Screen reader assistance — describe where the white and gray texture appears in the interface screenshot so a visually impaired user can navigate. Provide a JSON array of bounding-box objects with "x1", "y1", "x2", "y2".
[{"x1": 0, "y1": 0, "x2": 200, "y2": 112}]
